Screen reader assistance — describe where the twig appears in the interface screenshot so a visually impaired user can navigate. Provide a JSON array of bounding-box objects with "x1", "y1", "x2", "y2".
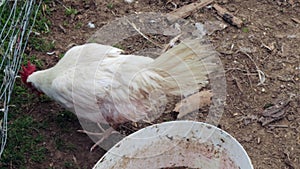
[
  {"x1": 284, "y1": 150, "x2": 295, "y2": 169},
  {"x1": 225, "y1": 68, "x2": 248, "y2": 73},
  {"x1": 226, "y1": 67, "x2": 254, "y2": 88},
  {"x1": 126, "y1": 19, "x2": 163, "y2": 48},
  {"x1": 239, "y1": 50, "x2": 266, "y2": 86},
  {"x1": 66, "y1": 43, "x2": 77, "y2": 49},
  {"x1": 268, "y1": 124, "x2": 289, "y2": 128},
  {"x1": 166, "y1": 0, "x2": 178, "y2": 10},
  {"x1": 119, "y1": 124, "x2": 136, "y2": 132},
  {"x1": 168, "y1": 0, "x2": 214, "y2": 19},
  {"x1": 232, "y1": 75, "x2": 243, "y2": 93},
  {"x1": 213, "y1": 4, "x2": 243, "y2": 28},
  {"x1": 245, "y1": 66, "x2": 253, "y2": 88},
  {"x1": 161, "y1": 34, "x2": 182, "y2": 53},
  {"x1": 54, "y1": 0, "x2": 70, "y2": 11},
  {"x1": 58, "y1": 24, "x2": 67, "y2": 34},
  {"x1": 142, "y1": 120, "x2": 154, "y2": 124},
  {"x1": 291, "y1": 18, "x2": 300, "y2": 24}
]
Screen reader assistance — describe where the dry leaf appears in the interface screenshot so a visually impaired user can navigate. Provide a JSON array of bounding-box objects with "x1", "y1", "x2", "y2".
[{"x1": 174, "y1": 90, "x2": 213, "y2": 118}]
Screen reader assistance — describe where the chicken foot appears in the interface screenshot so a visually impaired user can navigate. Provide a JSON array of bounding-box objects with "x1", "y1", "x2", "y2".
[{"x1": 77, "y1": 123, "x2": 119, "y2": 151}]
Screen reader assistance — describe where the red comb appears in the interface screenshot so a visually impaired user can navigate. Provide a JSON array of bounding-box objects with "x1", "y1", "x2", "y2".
[{"x1": 20, "y1": 61, "x2": 36, "y2": 84}]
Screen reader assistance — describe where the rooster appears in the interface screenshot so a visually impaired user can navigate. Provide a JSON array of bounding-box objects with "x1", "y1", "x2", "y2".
[{"x1": 20, "y1": 39, "x2": 218, "y2": 150}]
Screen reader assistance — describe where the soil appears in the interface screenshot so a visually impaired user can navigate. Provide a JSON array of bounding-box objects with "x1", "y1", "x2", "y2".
[{"x1": 12, "y1": 0, "x2": 300, "y2": 168}]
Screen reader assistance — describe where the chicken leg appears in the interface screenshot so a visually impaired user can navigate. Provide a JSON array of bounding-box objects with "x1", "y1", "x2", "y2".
[{"x1": 77, "y1": 123, "x2": 119, "y2": 151}]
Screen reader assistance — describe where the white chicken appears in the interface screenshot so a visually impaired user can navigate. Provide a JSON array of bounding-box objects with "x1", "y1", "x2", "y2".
[{"x1": 20, "y1": 39, "x2": 218, "y2": 150}]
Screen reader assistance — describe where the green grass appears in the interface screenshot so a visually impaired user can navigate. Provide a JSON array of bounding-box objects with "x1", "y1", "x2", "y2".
[
  {"x1": 113, "y1": 44, "x2": 125, "y2": 50},
  {"x1": 55, "y1": 111, "x2": 77, "y2": 129},
  {"x1": 0, "y1": 79, "x2": 47, "y2": 168},
  {"x1": 75, "y1": 22, "x2": 83, "y2": 29},
  {"x1": 0, "y1": 115, "x2": 47, "y2": 167},
  {"x1": 54, "y1": 137, "x2": 76, "y2": 152},
  {"x1": 33, "y1": 9, "x2": 51, "y2": 33},
  {"x1": 64, "y1": 160, "x2": 81, "y2": 169},
  {"x1": 54, "y1": 111, "x2": 78, "y2": 151},
  {"x1": 58, "y1": 53, "x2": 64, "y2": 59},
  {"x1": 0, "y1": 0, "x2": 84, "y2": 167},
  {"x1": 63, "y1": 20, "x2": 69, "y2": 27},
  {"x1": 65, "y1": 7, "x2": 78, "y2": 16},
  {"x1": 0, "y1": 1, "x2": 53, "y2": 168},
  {"x1": 28, "y1": 37, "x2": 55, "y2": 52},
  {"x1": 242, "y1": 27, "x2": 249, "y2": 33},
  {"x1": 22, "y1": 53, "x2": 45, "y2": 68},
  {"x1": 107, "y1": 3, "x2": 114, "y2": 9},
  {"x1": 64, "y1": 161, "x2": 76, "y2": 168}
]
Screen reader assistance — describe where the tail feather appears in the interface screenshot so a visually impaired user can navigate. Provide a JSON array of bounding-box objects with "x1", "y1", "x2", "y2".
[{"x1": 149, "y1": 39, "x2": 219, "y2": 96}]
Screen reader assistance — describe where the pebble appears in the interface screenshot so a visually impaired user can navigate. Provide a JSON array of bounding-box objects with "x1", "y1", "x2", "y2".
[
  {"x1": 287, "y1": 114, "x2": 295, "y2": 121},
  {"x1": 88, "y1": 22, "x2": 95, "y2": 28},
  {"x1": 124, "y1": 0, "x2": 135, "y2": 3}
]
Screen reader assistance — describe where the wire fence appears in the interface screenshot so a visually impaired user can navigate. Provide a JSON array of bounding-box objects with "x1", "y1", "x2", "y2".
[{"x1": 0, "y1": 0, "x2": 41, "y2": 158}]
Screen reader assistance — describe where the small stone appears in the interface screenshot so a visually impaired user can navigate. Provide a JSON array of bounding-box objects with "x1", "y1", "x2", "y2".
[
  {"x1": 124, "y1": 0, "x2": 134, "y2": 3},
  {"x1": 233, "y1": 112, "x2": 239, "y2": 116},
  {"x1": 222, "y1": 0, "x2": 229, "y2": 4},
  {"x1": 287, "y1": 114, "x2": 295, "y2": 121},
  {"x1": 88, "y1": 22, "x2": 95, "y2": 28},
  {"x1": 244, "y1": 135, "x2": 253, "y2": 142}
]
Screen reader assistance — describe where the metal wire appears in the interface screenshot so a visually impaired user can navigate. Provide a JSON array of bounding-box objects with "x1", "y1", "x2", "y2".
[{"x1": 0, "y1": 0, "x2": 41, "y2": 158}]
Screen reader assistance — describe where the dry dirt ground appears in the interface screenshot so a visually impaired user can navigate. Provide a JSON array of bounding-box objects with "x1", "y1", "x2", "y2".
[{"x1": 11, "y1": 0, "x2": 300, "y2": 168}]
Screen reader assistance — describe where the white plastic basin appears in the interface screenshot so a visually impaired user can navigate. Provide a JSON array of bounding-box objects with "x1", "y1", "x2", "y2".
[{"x1": 93, "y1": 121, "x2": 253, "y2": 169}]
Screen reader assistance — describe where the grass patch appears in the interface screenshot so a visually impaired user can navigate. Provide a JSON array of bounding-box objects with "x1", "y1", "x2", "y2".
[
  {"x1": 28, "y1": 37, "x2": 55, "y2": 52},
  {"x1": 64, "y1": 160, "x2": 81, "y2": 169},
  {"x1": 107, "y1": 3, "x2": 114, "y2": 9},
  {"x1": 54, "y1": 137, "x2": 77, "y2": 152},
  {"x1": 64, "y1": 161, "x2": 76, "y2": 168},
  {"x1": 0, "y1": 1, "x2": 52, "y2": 168},
  {"x1": 0, "y1": 116, "x2": 47, "y2": 167},
  {"x1": 23, "y1": 53, "x2": 45, "y2": 68},
  {"x1": 113, "y1": 44, "x2": 125, "y2": 50},
  {"x1": 242, "y1": 27, "x2": 249, "y2": 33},
  {"x1": 58, "y1": 53, "x2": 64, "y2": 59},
  {"x1": 75, "y1": 22, "x2": 83, "y2": 29},
  {"x1": 0, "y1": 80, "x2": 47, "y2": 167},
  {"x1": 55, "y1": 111, "x2": 77, "y2": 129},
  {"x1": 33, "y1": 8, "x2": 51, "y2": 33},
  {"x1": 65, "y1": 7, "x2": 78, "y2": 16}
]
